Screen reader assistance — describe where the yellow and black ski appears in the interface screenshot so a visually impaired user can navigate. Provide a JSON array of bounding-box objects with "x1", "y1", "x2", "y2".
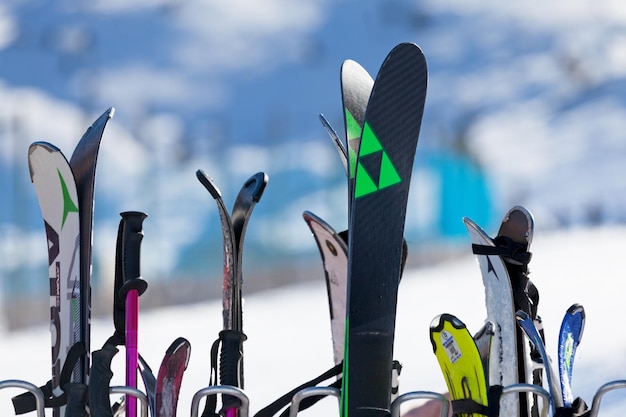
[{"x1": 430, "y1": 314, "x2": 490, "y2": 417}]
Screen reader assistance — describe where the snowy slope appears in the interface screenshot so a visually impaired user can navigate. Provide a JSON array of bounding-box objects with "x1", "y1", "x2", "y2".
[{"x1": 1, "y1": 225, "x2": 625, "y2": 416}]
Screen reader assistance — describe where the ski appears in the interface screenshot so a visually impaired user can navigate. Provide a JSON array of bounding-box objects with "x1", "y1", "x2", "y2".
[
  {"x1": 196, "y1": 170, "x2": 268, "y2": 417},
  {"x1": 319, "y1": 113, "x2": 349, "y2": 177},
  {"x1": 430, "y1": 314, "x2": 490, "y2": 416},
  {"x1": 303, "y1": 210, "x2": 348, "y2": 366},
  {"x1": 114, "y1": 338, "x2": 191, "y2": 417},
  {"x1": 341, "y1": 42, "x2": 427, "y2": 417},
  {"x1": 27, "y1": 142, "x2": 81, "y2": 417},
  {"x1": 516, "y1": 310, "x2": 563, "y2": 414},
  {"x1": 463, "y1": 205, "x2": 536, "y2": 417},
  {"x1": 340, "y1": 58, "x2": 374, "y2": 211},
  {"x1": 558, "y1": 303, "x2": 585, "y2": 408},
  {"x1": 155, "y1": 337, "x2": 192, "y2": 417},
  {"x1": 69, "y1": 107, "x2": 114, "y2": 384}
]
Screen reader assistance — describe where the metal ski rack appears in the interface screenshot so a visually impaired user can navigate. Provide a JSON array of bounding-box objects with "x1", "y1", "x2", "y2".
[
  {"x1": 501, "y1": 383, "x2": 551, "y2": 417},
  {"x1": 588, "y1": 379, "x2": 626, "y2": 417},
  {"x1": 0, "y1": 379, "x2": 45, "y2": 417},
  {"x1": 390, "y1": 391, "x2": 449, "y2": 417},
  {"x1": 109, "y1": 385, "x2": 149, "y2": 417},
  {"x1": 191, "y1": 385, "x2": 249, "y2": 417},
  {"x1": 288, "y1": 386, "x2": 340, "y2": 417},
  {"x1": 2, "y1": 377, "x2": 626, "y2": 416}
]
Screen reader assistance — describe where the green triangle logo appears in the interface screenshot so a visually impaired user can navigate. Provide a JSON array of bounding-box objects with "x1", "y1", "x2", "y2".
[
  {"x1": 359, "y1": 122, "x2": 382, "y2": 156},
  {"x1": 354, "y1": 162, "x2": 378, "y2": 198},
  {"x1": 58, "y1": 169, "x2": 78, "y2": 229},
  {"x1": 353, "y1": 122, "x2": 402, "y2": 198},
  {"x1": 378, "y1": 151, "x2": 401, "y2": 189}
]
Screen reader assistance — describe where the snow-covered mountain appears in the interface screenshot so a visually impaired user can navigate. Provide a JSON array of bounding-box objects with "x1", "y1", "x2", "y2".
[{"x1": 1, "y1": 0, "x2": 626, "y2": 307}]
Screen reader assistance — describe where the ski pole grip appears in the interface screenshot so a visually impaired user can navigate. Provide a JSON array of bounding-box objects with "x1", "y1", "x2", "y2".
[
  {"x1": 88, "y1": 344, "x2": 119, "y2": 417},
  {"x1": 119, "y1": 211, "x2": 148, "y2": 298},
  {"x1": 64, "y1": 383, "x2": 88, "y2": 417},
  {"x1": 219, "y1": 330, "x2": 247, "y2": 409}
]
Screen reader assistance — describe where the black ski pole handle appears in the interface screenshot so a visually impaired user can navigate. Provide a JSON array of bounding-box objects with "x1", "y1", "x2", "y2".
[
  {"x1": 89, "y1": 344, "x2": 119, "y2": 417},
  {"x1": 218, "y1": 330, "x2": 247, "y2": 412},
  {"x1": 119, "y1": 211, "x2": 148, "y2": 298}
]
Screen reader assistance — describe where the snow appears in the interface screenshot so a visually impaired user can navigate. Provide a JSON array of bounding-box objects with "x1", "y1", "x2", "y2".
[{"x1": 1, "y1": 225, "x2": 625, "y2": 416}]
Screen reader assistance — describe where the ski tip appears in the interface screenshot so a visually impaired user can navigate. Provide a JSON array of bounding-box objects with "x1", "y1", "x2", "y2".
[
  {"x1": 166, "y1": 337, "x2": 191, "y2": 368},
  {"x1": 515, "y1": 309, "x2": 531, "y2": 323},
  {"x1": 340, "y1": 58, "x2": 374, "y2": 90},
  {"x1": 389, "y1": 42, "x2": 421, "y2": 54},
  {"x1": 244, "y1": 172, "x2": 269, "y2": 203},
  {"x1": 430, "y1": 313, "x2": 466, "y2": 332},
  {"x1": 319, "y1": 113, "x2": 339, "y2": 140},
  {"x1": 196, "y1": 169, "x2": 222, "y2": 199},
  {"x1": 27, "y1": 141, "x2": 70, "y2": 182},
  {"x1": 566, "y1": 303, "x2": 586, "y2": 318},
  {"x1": 382, "y1": 42, "x2": 427, "y2": 72},
  {"x1": 92, "y1": 107, "x2": 115, "y2": 127},
  {"x1": 302, "y1": 210, "x2": 317, "y2": 224},
  {"x1": 302, "y1": 210, "x2": 333, "y2": 232},
  {"x1": 499, "y1": 205, "x2": 534, "y2": 245},
  {"x1": 462, "y1": 216, "x2": 490, "y2": 239},
  {"x1": 429, "y1": 313, "x2": 468, "y2": 354},
  {"x1": 28, "y1": 141, "x2": 61, "y2": 156}
]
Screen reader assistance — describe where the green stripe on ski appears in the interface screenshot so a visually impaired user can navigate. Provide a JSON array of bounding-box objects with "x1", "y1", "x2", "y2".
[
  {"x1": 342, "y1": 316, "x2": 350, "y2": 417},
  {"x1": 345, "y1": 108, "x2": 362, "y2": 180}
]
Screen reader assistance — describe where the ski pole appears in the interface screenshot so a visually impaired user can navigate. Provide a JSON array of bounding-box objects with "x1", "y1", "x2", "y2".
[{"x1": 119, "y1": 211, "x2": 148, "y2": 417}]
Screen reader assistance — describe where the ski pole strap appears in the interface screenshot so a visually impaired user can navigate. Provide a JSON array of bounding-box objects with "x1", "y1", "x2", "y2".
[
  {"x1": 11, "y1": 341, "x2": 86, "y2": 414},
  {"x1": 554, "y1": 397, "x2": 590, "y2": 417},
  {"x1": 64, "y1": 383, "x2": 89, "y2": 417},
  {"x1": 486, "y1": 385, "x2": 503, "y2": 417},
  {"x1": 200, "y1": 336, "x2": 225, "y2": 417},
  {"x1": 253, "y1": 363, "x2": 343, "y2": 417},
  {"x1": 471, "y1": 239, "x2": 531, "y2": 266},
  {"x1": 450, "y1": 398, "x2": 489, "y2": 416}
]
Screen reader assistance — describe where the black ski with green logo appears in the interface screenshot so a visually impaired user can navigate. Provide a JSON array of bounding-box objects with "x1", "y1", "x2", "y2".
[{"x1": 341, "y1": 43, "x2": 428, "y2": 417}]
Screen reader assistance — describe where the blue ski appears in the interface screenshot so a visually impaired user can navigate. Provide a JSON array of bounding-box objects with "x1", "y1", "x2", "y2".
[{"x1": 558, "y1": 303, "x2": 585, "y2": 407}]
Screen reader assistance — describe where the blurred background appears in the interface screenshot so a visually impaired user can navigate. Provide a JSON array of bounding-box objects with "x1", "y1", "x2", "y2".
[{"x1": 1, "y1": 0, "x2": 625, "y2": 330}]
